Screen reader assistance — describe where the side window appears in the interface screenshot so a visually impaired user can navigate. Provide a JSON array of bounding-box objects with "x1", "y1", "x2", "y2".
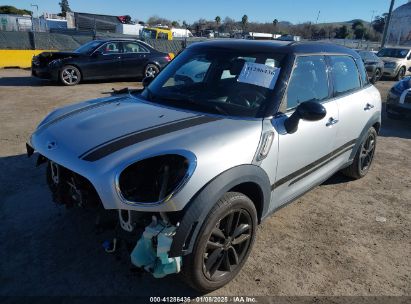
[
  {"x1": 286, "y1": 56, "x2": 329, "y2": 110},
  {"x1": 329, "y1": 55, "x2": 361, "y2": 96},
  {"x1": 123, "y1": 42, "x2": 149, "y2": 54},
  {"x1": 99, "y1": 42, "x2": 122, "y2": 54}
]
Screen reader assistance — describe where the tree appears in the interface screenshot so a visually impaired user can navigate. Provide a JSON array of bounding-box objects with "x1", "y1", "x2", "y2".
[
  {"x1": 171, "y1": 21, "x2": 180, "y2": 27},
  {"x1": 372, "y1": 14, "x2": 387, "y2": 34},
  {"x1": 58, "y1": 0, "x2": 71, "y2": 17},
  {"x1": 215, "y1": 16, "x2": 221, "y2": 27},
  {"x1": 272, "y1": 19, "x2": 278, "y2": 33},
  {"x1": 241, "y1": 14, "x2": 248, "y2": 32},
  {"x1": 0, "y1": 5, "x2": 31, "y2": 15},
  {"x1": 351, "y1": 20, "x2": 366, "y2": 39},
  {"x1": 334, "y1": 25, "x2": 349, "y2": 39}
]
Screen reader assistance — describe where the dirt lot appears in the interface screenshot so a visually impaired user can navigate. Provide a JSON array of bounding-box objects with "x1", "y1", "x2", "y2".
[{"x1": 0, "y1": 69, "x2": 410, "y2": 297}]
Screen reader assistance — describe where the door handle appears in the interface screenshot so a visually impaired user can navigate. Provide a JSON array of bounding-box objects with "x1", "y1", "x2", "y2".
[
  {"x1": 364, "y1": 103, "x2": 374, "y2": 111},
  {"x1": 326, "y1": 117, "x2": 339, "y2": 127}
]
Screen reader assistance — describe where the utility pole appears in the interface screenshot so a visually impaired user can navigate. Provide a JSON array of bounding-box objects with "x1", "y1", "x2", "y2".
[{"x1": 381, "y1": 0, "x2": 395, "y2": 48}]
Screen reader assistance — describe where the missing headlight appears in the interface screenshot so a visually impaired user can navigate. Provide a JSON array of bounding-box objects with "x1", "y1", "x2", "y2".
[{"x1": 118, "y1": 154, "x2": 191, "y2": 204}]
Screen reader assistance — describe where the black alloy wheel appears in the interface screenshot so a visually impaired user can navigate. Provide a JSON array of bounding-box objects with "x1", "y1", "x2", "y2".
[
  {"x1": 359, "y1": 130, "x2": 376, "y2": 174},
  {"x1": 203, "y1": 209, "x2": 252, "y2": 280}
]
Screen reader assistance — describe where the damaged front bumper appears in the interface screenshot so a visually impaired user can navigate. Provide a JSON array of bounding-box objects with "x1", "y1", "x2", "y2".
[
  {"x1": 26, "y1": 142, "x2": 185, "y2": 278},
  {"x1": 130, "y1": 216, "x2": 182, "y2": 278}
]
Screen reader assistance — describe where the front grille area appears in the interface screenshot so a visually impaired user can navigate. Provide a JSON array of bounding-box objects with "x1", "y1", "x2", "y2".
[{"x1": 46, "y1": 160, "x2": 102, "y2": 208}]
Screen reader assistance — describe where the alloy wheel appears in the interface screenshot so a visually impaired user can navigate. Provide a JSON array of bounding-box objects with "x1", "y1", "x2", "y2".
[
  {"x1": 62, "y1": 68, "x2": 79, "y2": 85},
  {"x1": 145, "y1": 66, "x2": 157, "y2": 78},
  {"x1": 360, "y1": 132, "x2": 376, "y2": 172},
  {"x1": 202, "y1": 209, "x2": 252, "y2": 281}
]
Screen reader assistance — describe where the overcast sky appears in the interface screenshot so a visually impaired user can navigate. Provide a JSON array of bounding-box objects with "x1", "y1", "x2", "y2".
[{"x1": 1, "y1": 0, "x2": 409, "y2": 24}]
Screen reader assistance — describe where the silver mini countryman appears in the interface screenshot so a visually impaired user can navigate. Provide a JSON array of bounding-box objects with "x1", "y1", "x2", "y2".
[{"x1": 27, "y1": 40, "x2": 381, "y2": 292}]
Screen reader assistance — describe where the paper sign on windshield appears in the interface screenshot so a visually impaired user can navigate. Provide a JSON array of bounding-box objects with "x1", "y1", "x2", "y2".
[{"x1": 237, "y1": 62, "x2": 281, "y2": 90}]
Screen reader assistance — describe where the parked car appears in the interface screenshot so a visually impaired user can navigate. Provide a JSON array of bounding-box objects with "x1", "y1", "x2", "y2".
[
  {"x1": 356, "y1": 50, "x2": 384, "y2": 83},
  {"x1": 27, "y1": 41, "x2": 381, "y2": 292},
  {"x1": 31, "y1": 39, "x2": 172, "y2": 85},
  {"x1": 377, "y1": 47, "x2": 411, "y2": 80},
  {"x1": 386, "y1": 74, "x2": 411, "y2": 119}
]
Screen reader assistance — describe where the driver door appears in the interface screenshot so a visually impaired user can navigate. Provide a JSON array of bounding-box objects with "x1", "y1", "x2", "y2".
[
  {"x1": 83, "y1": 41, "x2": 124, "y2": 79},
  {"x1": 266, "y1": 55, "x2": 340, "y2": 211}
]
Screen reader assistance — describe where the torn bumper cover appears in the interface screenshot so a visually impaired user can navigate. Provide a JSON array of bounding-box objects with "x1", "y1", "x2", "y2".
[{"x1": 131, "y1": 217, "x2": 182, "y2": 278}]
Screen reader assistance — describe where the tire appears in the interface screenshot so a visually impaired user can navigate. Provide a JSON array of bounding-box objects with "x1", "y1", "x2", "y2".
[
  {"x1": 370, "y1": 68, "x2": 381, "y2": 84},
  {"x1": 144, "y1": 64, "x2": 160, "y2": 78},
  {"x1": 395, "y1": 66, "x2": 406, "y2": 81},
  {"x1": 341, "y1": 127, "x2": 377, "y2": 179},
  {"x1": 181, "y1": 192, "x2": 257, "y2": 292},
  {"x1": 60, "y1": 65, "x2": 81, "y2": 86}
]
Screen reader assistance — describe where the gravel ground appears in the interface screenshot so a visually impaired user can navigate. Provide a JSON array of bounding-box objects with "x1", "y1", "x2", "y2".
[{"x1": 0, "y1": 69, "x2": 410, "y2": 297}]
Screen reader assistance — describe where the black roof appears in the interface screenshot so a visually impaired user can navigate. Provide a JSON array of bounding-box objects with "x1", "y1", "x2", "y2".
[{"x1": 189, "y1": 39, "x2": 360, "y2": 59}]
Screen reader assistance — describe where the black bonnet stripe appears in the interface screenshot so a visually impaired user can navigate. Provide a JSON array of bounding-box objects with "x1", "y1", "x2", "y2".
[
  {"x1": 81, "y1": 115, "x2": 222, "y2": 162},
  {"x1": 38, "y1": 97, "x2": 127, "y2": 131}
]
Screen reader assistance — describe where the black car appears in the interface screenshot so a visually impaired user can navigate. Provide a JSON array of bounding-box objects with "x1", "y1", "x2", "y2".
[
  {"x1": 386, "y1": 75, "x2": 411, "y2": 119},
  {"x1": 356, "y1": 50, "x2": 384, "y2": 84},
  {"x1": 31, "y1": 39, "x2": 172, "y2": 85}
]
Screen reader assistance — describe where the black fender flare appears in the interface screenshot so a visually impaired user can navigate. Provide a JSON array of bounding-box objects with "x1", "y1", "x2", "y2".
[
  {"x1": 169, "y1": 164, "x2": 271, "y2": 257},
  {"x1": 349, "y1": 110, "x2": 381, "y2": 161}
]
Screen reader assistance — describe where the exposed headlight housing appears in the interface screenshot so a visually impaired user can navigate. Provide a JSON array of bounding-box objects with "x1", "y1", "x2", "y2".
[{"x1": 117, "y1": 153, "x2": 196, "y2": 205}]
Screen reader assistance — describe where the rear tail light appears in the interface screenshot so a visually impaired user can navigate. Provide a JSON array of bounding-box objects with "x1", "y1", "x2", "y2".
[{"x1": 166, "y1": 52, "x2": 175, "y2": 62}]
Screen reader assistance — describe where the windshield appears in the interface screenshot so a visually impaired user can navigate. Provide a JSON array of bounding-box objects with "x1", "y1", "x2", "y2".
[
  {"x1": 139, "y1": 48, "x2": 284, "y2": 118},
  {"x1": 74, "y1": 40, "x2": 103, "y2": 54},
  {"x1": 377, "y1": 48, "x2": 409, "y2": 59}
]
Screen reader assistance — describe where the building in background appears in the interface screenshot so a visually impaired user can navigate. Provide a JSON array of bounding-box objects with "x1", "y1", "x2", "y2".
[{"x1": 387, "y1": 0, "x2": 411, "y2": 45}]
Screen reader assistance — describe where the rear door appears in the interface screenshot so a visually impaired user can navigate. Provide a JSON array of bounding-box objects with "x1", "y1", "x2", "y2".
[
  {"x1": 83, "y1": 41, "x2": 123, "y2": 79},
  {"x1": 268, "y1": 55, "x2": 340, "y2": 210},
  {"x1": 120, "y1": 41, "x2": 151, "y2": 78},
  {"x1": 328, "y1": 55, "x2": 375, "y2": 165}
]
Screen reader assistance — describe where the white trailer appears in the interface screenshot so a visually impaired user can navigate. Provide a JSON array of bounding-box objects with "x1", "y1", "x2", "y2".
[
  {"x1": 171, "y1": 28, "x2": 193, "y2": 38},
  {"x1": 116, "y1": 24, "x2": 145, "y2": 36}
]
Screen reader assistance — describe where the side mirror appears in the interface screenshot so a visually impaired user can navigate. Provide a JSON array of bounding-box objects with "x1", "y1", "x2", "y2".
[
  {"x1": 284, "y1": 101, "x2": 327, "y2": 134},
  {"x1": 142, "y1": 76, "x2": 154, "y2": 87}
]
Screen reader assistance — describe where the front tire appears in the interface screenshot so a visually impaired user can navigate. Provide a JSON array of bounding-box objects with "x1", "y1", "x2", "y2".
[
  {"x1": 395, "y1": 66, "x2": 406, "y2": 81},
  {"x1": 182, "y1": 192, "x2": 257, "y2": 292},
  {"x1": 370, "y1": 68, "x2": 381, "y2": 84},
  {"x1": 60, "y1": 65, "x2": 81, "y2": 86},
  {"x1": 341, "y1": 127, "x2": 377, "y2": 179}
]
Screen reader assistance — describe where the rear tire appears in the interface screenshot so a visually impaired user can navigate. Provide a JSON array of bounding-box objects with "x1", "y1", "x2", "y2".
[
  {"x1": 144, "y1": 64, "x2": 159, "y2": 78},
  {"x1": 341, "y1": 127, "x2": 377, "y2": 179},
  {"x1": 60, "y1": 65, "x2": 81, "y2": 86},
  {"x1": 181, "y1": 192, "x2": 257, "y2": 292}
]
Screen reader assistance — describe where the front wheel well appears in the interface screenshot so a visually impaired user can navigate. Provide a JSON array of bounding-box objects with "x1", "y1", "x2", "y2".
[
  {"x1": 373, "y1": 122, "x2": 381, "y2": 134},
  {"x1": 229, "y1": 182, "x2": 264, "y2": 223}
]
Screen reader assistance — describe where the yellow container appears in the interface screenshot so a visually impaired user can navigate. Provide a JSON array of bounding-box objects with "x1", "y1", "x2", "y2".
[{"x1": 0, "y1": 50, "x2": 56, "y2": 68}]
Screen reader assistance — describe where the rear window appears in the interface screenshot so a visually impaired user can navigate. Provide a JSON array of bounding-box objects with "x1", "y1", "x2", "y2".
[{"x1": 329, "y1": 56, "x2": 361, "y2": 96}]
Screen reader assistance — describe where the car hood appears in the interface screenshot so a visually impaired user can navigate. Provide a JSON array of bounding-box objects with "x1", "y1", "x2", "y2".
[
  {"x1": 381, "y1": 57, "x2": 404, "y2": 64},
  {"x1": 30, "y1": 94, "x2": 263, "y2": 164},
  {"x1": 34, "y1": 51, "x2": 82, "y2": 65}
]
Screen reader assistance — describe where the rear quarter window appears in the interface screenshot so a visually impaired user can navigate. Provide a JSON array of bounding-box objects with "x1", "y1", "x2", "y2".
[{"x1": 329, "y1": 55, "x2": 362, "y2": 96}]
